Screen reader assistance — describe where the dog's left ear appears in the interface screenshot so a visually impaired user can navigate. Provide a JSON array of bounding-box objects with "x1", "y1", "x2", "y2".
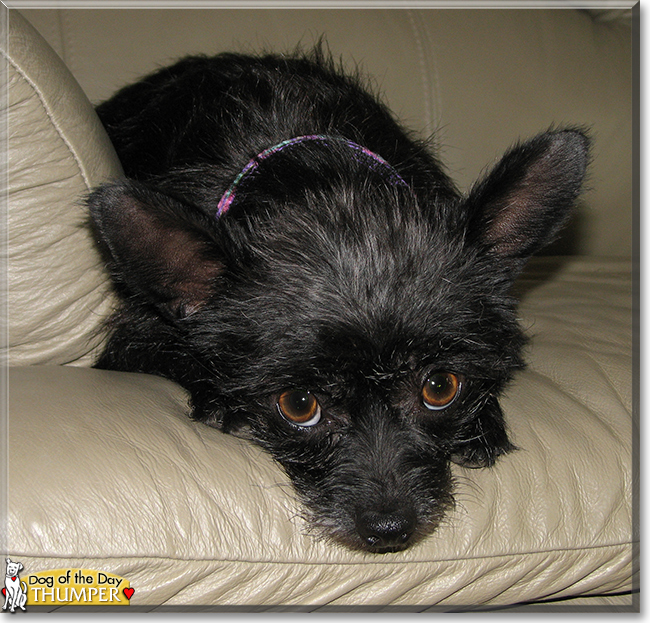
[{"x1": 464, "y1": 129, "x2": 590, "y2": 266}]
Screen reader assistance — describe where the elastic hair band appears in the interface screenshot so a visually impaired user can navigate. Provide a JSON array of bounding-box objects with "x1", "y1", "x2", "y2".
[{"x1": 216, "y1": 134, "x2": 407, "y2": 217}]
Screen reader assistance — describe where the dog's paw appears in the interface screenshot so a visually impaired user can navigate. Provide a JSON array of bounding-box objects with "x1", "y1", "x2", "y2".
[
  {"x1": 450, "y1": 401, "x2": 516, "y2": 468},
  {"x1": 450, "y1": 436, "x2": 515, "y2": 469}
]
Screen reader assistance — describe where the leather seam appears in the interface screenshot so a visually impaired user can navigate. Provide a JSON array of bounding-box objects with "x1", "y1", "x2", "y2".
[
  {"x1": 1, "y1": 47, "x2": 91, "y2": 191},
  {"x1": 405, "y1": 9, "x2": 442, "y2": 146},
  {"x1": 8, "y1": 540, "x2": 634, "y2": 566}
]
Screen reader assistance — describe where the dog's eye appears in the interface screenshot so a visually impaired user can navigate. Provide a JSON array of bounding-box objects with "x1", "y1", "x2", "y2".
[
  {"x1": 277, "y1": 390, "x2": 322, "y2": 426},
  {"x1": 422, "y1": 373, "x2": 461, "y2": 410}
]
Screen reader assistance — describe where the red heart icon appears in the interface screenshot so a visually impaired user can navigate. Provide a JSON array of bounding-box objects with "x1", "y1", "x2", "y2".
[
  {"x1": 123, "y1": 587, "x2": 135, "y2": 600},
  {"x1": 1, "y1": 588, "x2": 5, "y2": 597}
]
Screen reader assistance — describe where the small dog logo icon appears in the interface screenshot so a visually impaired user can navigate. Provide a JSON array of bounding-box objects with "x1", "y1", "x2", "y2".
[{"x1": 2, "y1": 558, "x2": 27, "y2": 613}]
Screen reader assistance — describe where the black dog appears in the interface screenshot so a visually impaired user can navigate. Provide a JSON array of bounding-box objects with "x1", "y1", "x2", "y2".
[{"x1": 88, "y1": 49, "x2": 589, "y2": 553}]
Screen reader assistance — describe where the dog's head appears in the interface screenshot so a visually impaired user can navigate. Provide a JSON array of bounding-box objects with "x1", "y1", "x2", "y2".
[
  {"x1": 89, "y1": 129, "x2": 589, "y2": 552},
  {"x1": 5, "y1": 559, "x2": 23, "y2": 577}
]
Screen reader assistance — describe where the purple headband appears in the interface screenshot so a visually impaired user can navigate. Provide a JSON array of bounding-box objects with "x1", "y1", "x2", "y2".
[{"x1": 216, "y1": 134, "x2": 407, "y2": 217}]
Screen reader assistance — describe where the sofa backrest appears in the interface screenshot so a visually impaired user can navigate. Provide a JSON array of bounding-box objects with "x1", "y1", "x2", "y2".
[{"x1": 22, "y1": 7, "x2": 634, "y2": 257}]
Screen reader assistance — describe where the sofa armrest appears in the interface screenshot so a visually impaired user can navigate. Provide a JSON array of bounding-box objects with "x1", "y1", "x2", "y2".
[{"x1": 2, "y1": 10, "x2": 121, "y2": 366}]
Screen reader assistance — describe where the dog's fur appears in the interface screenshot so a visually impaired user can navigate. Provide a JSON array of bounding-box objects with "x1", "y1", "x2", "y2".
[{"x1": 88, "y1": 49, "x2": 589, "y2": 553}]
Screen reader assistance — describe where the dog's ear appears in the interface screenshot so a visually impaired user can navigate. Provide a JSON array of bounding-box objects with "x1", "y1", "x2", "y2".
[
  {"x1": 88, "y1": 180, "x2": 224, "y2": 319},
  {"x1": 464, "y1": 129, "x2": 590, "y2": 264}
]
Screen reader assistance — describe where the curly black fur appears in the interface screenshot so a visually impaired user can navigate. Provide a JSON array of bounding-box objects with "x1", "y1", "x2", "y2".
[{"x1": 88, "y1": 48, "x2": 589, "y2": 553}]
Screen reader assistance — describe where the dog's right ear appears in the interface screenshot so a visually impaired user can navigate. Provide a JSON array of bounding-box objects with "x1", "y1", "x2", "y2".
[{"x1": 88, "y1": 180, "x2": 224, "y2": 319}]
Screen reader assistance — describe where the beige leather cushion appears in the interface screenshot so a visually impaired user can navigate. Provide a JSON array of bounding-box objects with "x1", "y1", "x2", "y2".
[
  {"x1": 7, "y1": 258, "x2": 634, "y2": 606},
  {"x1": 21, "y1": 7, "x2": 633, "y2": 257},
  {"x1": 3, "y1": 10, "x2": 121, "y2": 366}
]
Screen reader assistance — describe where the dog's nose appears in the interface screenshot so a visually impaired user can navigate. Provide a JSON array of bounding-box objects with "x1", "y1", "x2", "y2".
[{"x1": 355, "y1": 510, "x2": 416, "y2": 552}]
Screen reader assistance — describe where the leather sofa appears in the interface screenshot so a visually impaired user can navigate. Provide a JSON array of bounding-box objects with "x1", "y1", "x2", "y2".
[{"x1": 3, "y1": 6, "x2": 636, "y2": 610}]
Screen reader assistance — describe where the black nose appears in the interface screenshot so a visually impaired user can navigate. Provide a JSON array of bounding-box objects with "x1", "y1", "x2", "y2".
[{"x1": 355, "y1": 510, "x2": 416, "y2": 552}]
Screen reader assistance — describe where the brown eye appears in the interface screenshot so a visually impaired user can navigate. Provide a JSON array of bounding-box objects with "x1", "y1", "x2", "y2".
[
  {"x1": 422, "y1": 373, "x2": 461, "y2": 410},
  {"x1": 277, "y1": 390, "x2": 321, "y2": 426}
]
